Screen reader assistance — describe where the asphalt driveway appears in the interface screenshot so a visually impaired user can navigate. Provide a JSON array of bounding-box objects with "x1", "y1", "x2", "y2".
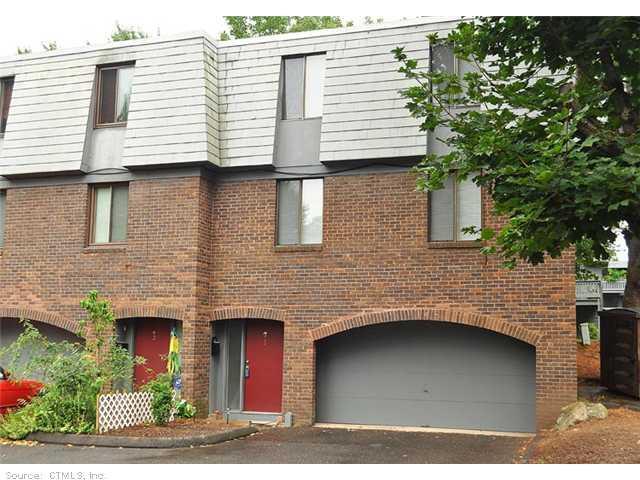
[{"x1": 0, "y1": 426, "x2": 530, "y2": 464}]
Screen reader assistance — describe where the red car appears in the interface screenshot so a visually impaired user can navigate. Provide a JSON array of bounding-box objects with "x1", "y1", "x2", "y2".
[{"x1": 0, "y1": 366, "x2": 43, "y2": 415}]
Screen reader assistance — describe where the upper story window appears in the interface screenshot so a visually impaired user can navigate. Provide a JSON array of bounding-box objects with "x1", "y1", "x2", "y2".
[
  {"x1": 0, "y1": 190, "x2": 6, "y2": 248},
  {"x1": 282, "y1": 54, "x2": 326, "y2": 120},
  {"x1": 90, "y1": 183, "x2": 129, "y2": 244},
  {"x1": 429, "y1": 174, "x2": 482, "y2": 242},
  {"x1": 0, "y1": 77, "x2": 15, "y2": 135},
  {"x1": 95, "y1": 64, "x2": 134, "y2": 127},
  {"x1": 277, "y1": 178, "x2": 323, "y2": 245},
  {"x1": 430, "y1": 41, "x2": 457, "y2": 76}
]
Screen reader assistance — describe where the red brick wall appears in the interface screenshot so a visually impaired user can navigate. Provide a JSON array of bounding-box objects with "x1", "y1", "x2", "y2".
[{"x1": 0, "y1": 171, "x2": 576, "y2": 429}]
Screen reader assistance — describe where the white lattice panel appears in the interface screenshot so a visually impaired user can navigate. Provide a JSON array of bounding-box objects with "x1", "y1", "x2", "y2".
[{"x1": 97, "y1": 391, "x2": 154, "y2": 433}]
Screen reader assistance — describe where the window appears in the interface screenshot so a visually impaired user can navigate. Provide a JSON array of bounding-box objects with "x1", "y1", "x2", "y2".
[
  {"x1": 282, "y1": 54, "x2": 326, "y2": 120},
  {"x1": 0, "y1": 190, "x2": 5, "y2": 247},
  {"x1": 0, "y1": 77, "x2": 15, "y2": 135},
  {"x1": 429, "y1": 174, "x2": 482, "y2": 242},
  {"x1": 95, "y1": 64, "x2": 134, "y2": 126},
  {"x1": 277, "y1": 178, "x2": 323, "y2": 245},
  {"x1": 90, "y1": 184, "x2": 129, "y2": 244},
  {"x1": 430, "y1": 42, "x2": 457, "y2": 76},
  {"x1": 430, "y1": 41, "x2": 475, "y2": 101}
]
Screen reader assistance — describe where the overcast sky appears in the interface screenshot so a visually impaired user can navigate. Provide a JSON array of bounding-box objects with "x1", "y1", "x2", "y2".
[{"x1": 0, "y1": 2, "x2": 403, "y2": 57}]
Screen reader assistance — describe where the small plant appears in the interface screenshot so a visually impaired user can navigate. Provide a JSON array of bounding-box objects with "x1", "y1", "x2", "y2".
[
  {"x1": 0, "y1": 291, "x2": 140, "y2": 439},
  {"x1": 588, "y1": 323, "x2": 600, "y2": 341},
  {"x1": 143, "y1": 374, "x2": 174, "y2": 425},
  {"x1": 175, "y1": 399, "x2": 196, "y2": 419}
]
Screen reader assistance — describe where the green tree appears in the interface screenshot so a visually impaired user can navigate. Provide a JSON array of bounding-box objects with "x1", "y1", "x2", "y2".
[
  {"x1": 394, "y1": 17, "x2": 640, "y2": 307},
  {"x1": 220, "y1": 16, "x2": 349, "y2": 40},
  {"x1": 111, "y1": 22, "x2": 148, "y2": 42}
]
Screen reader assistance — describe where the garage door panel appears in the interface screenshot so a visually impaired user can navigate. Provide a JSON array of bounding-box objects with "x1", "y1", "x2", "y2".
[
  {"x1": 316, "y1": 321, "x2": 536, "y2": 433},
  {"x1": 317, "y1": 395, "x2": 534, "y2": 432}
]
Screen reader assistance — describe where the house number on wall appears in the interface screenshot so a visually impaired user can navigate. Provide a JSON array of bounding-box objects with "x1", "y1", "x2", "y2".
[{"x1": 263, "y1": 331, "x2": 269, "y2": 346}]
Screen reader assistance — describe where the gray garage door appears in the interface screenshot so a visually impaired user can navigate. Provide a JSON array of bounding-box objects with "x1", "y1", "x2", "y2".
[{"x1": 316, "y1": 321, "x2": 536, "y2": 433}]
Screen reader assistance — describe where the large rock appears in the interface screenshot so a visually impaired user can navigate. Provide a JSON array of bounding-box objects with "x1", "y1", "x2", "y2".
[
  {"x1": 555, "y1": 401, "x2": 607, "y2": 431},
  {"x1": 586, "y1": 402, "x2": 608, "y2": 419}
]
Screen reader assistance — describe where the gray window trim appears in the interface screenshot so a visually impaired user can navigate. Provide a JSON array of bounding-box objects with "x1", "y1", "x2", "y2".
[
  {"x1": 0, "y1": 76, "x2": 15, "y2": 137},
  {"x1": 276, "y1": 178, "x2": 324, "y2": 246},
  {"x1": 89, "y1": 182, "x2": 129, "y2": 245},
  {"x1": 428, "y1": 174, "x2": 482, "y2": 242},
  {"x1": 281, "y1": 53, "x2": 326, "y2": 121},
  {"x1": 95, "y1": 63, "x2": 135, "y2": 128}
]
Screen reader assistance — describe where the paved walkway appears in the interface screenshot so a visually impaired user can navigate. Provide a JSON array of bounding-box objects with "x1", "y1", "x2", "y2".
[{"x1": 1, "y1": 426, "x2": 529, "y2": 464}]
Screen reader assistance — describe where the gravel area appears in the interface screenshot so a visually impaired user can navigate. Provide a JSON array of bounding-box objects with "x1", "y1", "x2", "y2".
[
  {"x1": 529, "y1": 408, "x2": 640, "y2": 463},
  {"x1": 104, "y1": 417, "x2": 250, "y2": 438}
]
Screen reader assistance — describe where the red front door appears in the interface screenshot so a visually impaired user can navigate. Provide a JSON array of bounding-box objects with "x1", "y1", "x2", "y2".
[
  {"x1": 134, "y1": 319, "x2": 172, "y2": 389},
  {"x1": 243, "y1": 320, "x2": 284, "y2": 412}
]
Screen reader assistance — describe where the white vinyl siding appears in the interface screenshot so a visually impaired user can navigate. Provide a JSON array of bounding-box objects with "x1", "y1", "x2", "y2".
[
  {"x1": 429, "y1": 174, "x2": 481, "y2": 241},
  {"x1": 0, "y1": 35, "x2": 216, "y2": 176},
  {"x1": 91, "y1": 184, "x2": 128, "y2": 244},
  {"x1": 277, "y1": 178, "x2": 323, "y2": 245}
]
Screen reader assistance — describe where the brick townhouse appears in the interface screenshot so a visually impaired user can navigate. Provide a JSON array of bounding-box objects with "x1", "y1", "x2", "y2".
[{"x1": 0, "y1": 18, "x2": 576, "y2": 433}]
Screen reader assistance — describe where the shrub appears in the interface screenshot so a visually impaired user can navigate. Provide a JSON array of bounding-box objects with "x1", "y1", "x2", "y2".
[
  {"x1": 0, "y1": 291, "x2": 140, "y2": 439},
  {"x1": 143, "y1": 374, "x2": 174, "y2": 425},
  {"x1": 588, "y1": 323, "x2": 600, "y2": 341},
  {"x1": 175, "y1": 399, "x2": 196, "y2": 419}
]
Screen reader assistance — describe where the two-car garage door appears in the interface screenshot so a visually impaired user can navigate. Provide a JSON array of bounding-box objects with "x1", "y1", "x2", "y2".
[{"x1": 316, "y1": 321, "x2": 536, "y2": 433}]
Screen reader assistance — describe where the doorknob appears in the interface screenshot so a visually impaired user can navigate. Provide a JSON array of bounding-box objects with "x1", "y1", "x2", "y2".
[{"x1": 244, "y1": 360, "x2": 250, "y2": 378}]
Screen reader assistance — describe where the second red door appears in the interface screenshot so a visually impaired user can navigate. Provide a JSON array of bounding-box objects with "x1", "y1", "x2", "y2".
[
  {"x1": 243, "y1": 320, "x2": 284, "y2": 412},
  {"x1": 134, "y1": 319, "x2": 172, "y2": 389}
]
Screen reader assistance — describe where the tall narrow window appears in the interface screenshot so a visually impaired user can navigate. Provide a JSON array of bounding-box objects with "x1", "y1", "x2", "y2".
[
  {"x1": 282, "y1": 54, "x2": 326, "y2": 120},
  {"x1": 96, "y1": 64, "x2": 134, "y2": 126},
  {"x1": 429, "y1": 174, "x2": 481, "y2": 241},
  {"x1": 90, "y1": 184, "x2": 129, "y2": 244},
  {"x1": 277, "y1": 178, "x2": 323, "y2": 245},
  {"x1": 0, "y1": 190, "x2": 6, "y2": 248},
  {"x1": 430, "y1": 42, "x2": 457, "y2": 75},
  {"x1": 0, "y1": 77, "x2": 15, "y2": 135}
]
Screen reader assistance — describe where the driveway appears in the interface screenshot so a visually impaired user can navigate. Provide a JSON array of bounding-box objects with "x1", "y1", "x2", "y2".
[{"x1": 0, "y1": 426, "x2": 530, "y2": 464}]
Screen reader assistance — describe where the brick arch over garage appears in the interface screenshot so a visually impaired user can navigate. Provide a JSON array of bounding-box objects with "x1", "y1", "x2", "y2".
[
  {"x1": 210, "y1": 306, "x2": 289, "y2": 323},
  {"x1": 0, "y1": 307, "x2": 78, "y2": 334},
  {"x1": 114, "y1": 305, "x2": 188, "y2": 322},
  {"x1": 309, "y1": 308, "x2": 542, "y2": 347}
]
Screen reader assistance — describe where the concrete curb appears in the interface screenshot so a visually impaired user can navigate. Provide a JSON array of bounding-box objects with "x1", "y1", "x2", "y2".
[{"x1": 27, "y1": 426, "x2": 259, "y2": 449}]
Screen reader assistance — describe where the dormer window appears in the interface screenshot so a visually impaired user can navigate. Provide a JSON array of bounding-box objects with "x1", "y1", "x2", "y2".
[
  {"x1": 95, "y1": 64, "x2": 134, "y2": 127},
  {"x1": 282, "y1": 54, "x2": 325, "y2": 120},
  {"x1": 0, "y1": 77, "x2": 14, "y2": 135}
]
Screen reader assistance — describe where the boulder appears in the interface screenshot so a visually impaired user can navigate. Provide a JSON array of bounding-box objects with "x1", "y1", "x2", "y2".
[
  {"x1": 586, "y1": 402, "x2": 608, "y2": 419},
  {"x1": 555, "y1": 401, "x2": 608, "y2": 431}
]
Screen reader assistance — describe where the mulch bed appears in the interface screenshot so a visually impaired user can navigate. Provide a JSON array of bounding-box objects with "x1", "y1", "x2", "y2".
[
  {"x1": 529, "y1": 408, "x2": 640, "y2": 463},
  {"x1": 577, "y1": 341, "x2": 600, "y2": 383},
  {"x1": 103, "y1": 417, "x2": 250, "y2": 438}
]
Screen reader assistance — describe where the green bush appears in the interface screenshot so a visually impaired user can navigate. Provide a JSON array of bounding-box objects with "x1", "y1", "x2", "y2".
[
  {"x1": 0, "y1": 291, "x2": 140, "y2": 439},
  {"x1": 175, "y1": 399, "x2": 196, "y2": 419},
  {"x1": 588, "y1": 323, "x2": 600, "y2": 340},
  {"x1": 143, "y1": 374, "x2": 174, "y2": 425}
]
